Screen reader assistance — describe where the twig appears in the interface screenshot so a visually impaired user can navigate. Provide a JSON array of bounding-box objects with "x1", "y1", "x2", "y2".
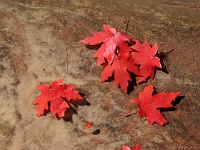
[
  {"x1": 156, "y1": 48, "x2": 174, "y2": 57},
  {"x1": 125, "y1": 20, "x2": 130, "y2": 34}
]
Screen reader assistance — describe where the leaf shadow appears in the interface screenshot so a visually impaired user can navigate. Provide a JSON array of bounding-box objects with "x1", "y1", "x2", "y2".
[
  {"x1": 91, "y1": 129, "x2": 101, "y2": 135},
  {"x1": 159, "y1": 96, "x2": 184, "y2": 111},
  {"x1": 105, "y1": 75, "x2": 114, "y2": 82},
  {"x1": 159, "y1": 107, "x2": 177, "y2": 112},
  {"x1": 61, "y1": 107, "x2": 77, "y2": 123},
  {"x1": 86, "y1": 44, "x2": 101, "y2": 50},
  {"x1": 59, "y1": 96, "x2": 91, "y2": 123},
  {"x1": 157, "y1": 48, "x2": 175, "y2": 74},
  {"x1": 127, "y1": 71, "x2": 137, "y2": 94},
  {"x1": 157, "y1": 59, "x2": 169, "y2": 74},
  {"x1": 155, "y1": 96, "x2": 184, "y2": 126},
  {"x1": 41, "y1": 109, "x2": 50, "y2": 117},
  {"x1": 171, "y1": 96, "x2": 185, "y2": 106},
  {"x1": 69, "y1": 97, "x2": 91, "y2": 107}
]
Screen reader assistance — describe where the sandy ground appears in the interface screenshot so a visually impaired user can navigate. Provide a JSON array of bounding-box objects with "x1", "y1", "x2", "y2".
[{"x1": 0, "y1": 0, "x2": 199, "y2": 149}]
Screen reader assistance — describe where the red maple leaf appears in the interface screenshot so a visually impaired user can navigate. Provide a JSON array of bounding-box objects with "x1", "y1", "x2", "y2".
[
  {"x1": 101, "y1": 49, "x2": 141, "y2": 93},
  {"x1": 122, "y1": 144, "x2": 141, "y2": 150},
  {"x1": 33, "y1": 79, "x2": 83, "y2": 118},
  {"x1": 131, "y1": 40, "x2": 162, "y2": 83},
  {"x1": 132, "y1": 85, "x2": 180, "y2": 126},
  {"x1": 80, "y1": 24, "x2": 131, "y2": 64},
  {"x1": 84, "y1": 121, "x2": 93, "y2": 129}
]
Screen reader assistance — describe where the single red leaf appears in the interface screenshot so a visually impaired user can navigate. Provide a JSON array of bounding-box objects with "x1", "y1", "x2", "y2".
[
  {"x1": 84, "y1": 121, "x2": 93, "y2": 128},
  {"x1": 131, "y1": 40, "x2": 162, "y2": 83},
  {"x1": 101, "y1": 51, "x2": 140, "y2": 93},
  {"x1": 81, "y1": 24, "x2": 131, "y2": 64},
  {"x1": 122, "y1": 144, "x2": 141, "y2": 150},
  {"x1": 132, "y1": 85, "x2": 181, "y2": 126},
  {"x1": 33, "y1": 79, "x2": 83, "y2": 117}
]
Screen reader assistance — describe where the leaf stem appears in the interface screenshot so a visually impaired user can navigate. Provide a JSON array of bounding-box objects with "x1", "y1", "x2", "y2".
[{"x1": 124, "y1": 109, "x2": 137, "y2": 117}]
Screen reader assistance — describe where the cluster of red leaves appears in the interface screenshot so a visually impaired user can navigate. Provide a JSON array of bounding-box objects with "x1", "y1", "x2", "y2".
[
  {"x1": 81, "y1": 24, "x2": 162, "y2": 93},
  {"x1": 33, "y1": 79, "x2": 83, "y2": 118}
]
